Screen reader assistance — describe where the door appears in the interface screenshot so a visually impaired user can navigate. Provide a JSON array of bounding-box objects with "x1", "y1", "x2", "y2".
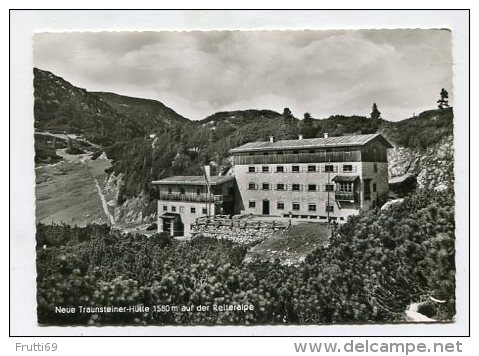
[
  {"x1": 163, "y1": 219, "x2": 171, "y2": 235},
  {"x1": 262, "y1": 200, "x2": 270, "y2": 215}
]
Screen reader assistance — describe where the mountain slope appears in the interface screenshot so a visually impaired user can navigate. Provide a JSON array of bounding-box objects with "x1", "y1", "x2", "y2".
[
  {"x1": 34, "y1": 68, "x2": 145, "y2": 145},
  {"x1": 33, "y1": 69, "x2": 455, "y2": 225},
  {"x1": 92, "y1": 92, "x2": 191, "y2": 134}
]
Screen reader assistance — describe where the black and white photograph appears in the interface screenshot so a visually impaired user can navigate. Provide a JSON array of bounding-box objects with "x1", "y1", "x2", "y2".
[{"x1": 9, "y1": 9, "x2": 470, "y2": 338}]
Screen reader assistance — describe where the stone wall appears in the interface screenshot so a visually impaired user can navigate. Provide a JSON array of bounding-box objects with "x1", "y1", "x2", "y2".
[{"x1": 191, "y1": 224, "x2": 283, "y2": 244}]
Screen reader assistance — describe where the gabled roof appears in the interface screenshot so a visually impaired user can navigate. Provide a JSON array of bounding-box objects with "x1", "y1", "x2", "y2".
[
  {"x1": 152, "y1": 175, "x2": 235, "y2": 186},
  {"x1": 229, "y1": 133, "x2": 393, "y2": 153}
]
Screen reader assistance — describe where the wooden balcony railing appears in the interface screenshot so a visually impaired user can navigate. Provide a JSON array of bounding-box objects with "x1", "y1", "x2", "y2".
[
  {"x1": 159, "y1": 192, "x2": 230, "y2": 203},
  {"x1": 335, "y1": 192, "x2": 356, "y2": 202}
]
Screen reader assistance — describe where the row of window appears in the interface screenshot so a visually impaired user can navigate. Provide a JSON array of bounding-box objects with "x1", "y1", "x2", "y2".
[
  {"x1": 248, "y1": 200, "x2": 335, "y2": 212},
  {"x1": 247, "y1": 163, "x2": 378, "y2": 173},
  {"x1": 163, "y1": 205, "x2": 208, "y2": 215},
  {"x1": 247, "y1": 182, "x2": 360, "y2": 192},
  {"x1": 248, "y1": 164, "x2": 344, "y2": 173}
]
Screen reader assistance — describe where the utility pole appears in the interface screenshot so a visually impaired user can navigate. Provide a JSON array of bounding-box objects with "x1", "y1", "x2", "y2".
[
  {"x1": 326, "y1": 153, "x2": 332, "y2": 229},
  {"x1": 203, "y1": 165, "x2": 211, "y2": 217}
]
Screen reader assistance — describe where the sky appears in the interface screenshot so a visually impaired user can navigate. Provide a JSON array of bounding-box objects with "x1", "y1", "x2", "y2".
[{"x1": 33, "y1": 29, "x2": 453, "y2": 121}]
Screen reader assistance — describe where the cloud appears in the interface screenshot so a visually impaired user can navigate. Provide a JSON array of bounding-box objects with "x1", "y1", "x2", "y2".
[{"x1": 33, "y1": 29, "x2": 452, "y2": 121}]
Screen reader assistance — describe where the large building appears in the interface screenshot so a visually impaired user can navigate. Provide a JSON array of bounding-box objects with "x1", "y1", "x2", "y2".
[
  {"x1": 230, "y1": 133, "x2": 393, "y2": 222},
  {"x1": 152, "y1": 174, "x2": 235, "y2": 237}
]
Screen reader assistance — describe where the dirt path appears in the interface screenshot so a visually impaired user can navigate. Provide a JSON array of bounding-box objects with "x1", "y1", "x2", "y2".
[
  {"x1": 405, "y1": 302, "x2": 435, "y2": 322},
  {"x1": 35, "y1": 131, "x2": 101, "y2": 149},
  {"x1": 95, "y1": 178, "x2": 116, "y2": 226}
]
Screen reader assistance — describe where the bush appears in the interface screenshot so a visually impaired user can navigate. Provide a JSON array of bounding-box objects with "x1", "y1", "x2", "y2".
[{"x1": 36, "y1": 189, "x2": 455, "y2": 325}]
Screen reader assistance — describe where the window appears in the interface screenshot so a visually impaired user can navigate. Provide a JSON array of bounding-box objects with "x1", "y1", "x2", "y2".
[
  {"x1": 196, "y1": 188, "x2": 201, "y2": 196},
  {"x1": 276, "y1": 183, "x2": 285, "y2": 191},
  {"x1": 292, "y1": 202, "x2": 300, "y2": 211},
  {"x1": 202, "y1": 208, "x2": 207, "y2": 215},
  {"x1": 262, "y1": 183, "x2": 270, "y2": 190},
  {"x1": 325, "y1": 164, "x2": 334, "y2": 172},
  {"x1": 248, "y1": 152, "x2": 255, "y2": 156},
  {"x1": 163, "y1": 205, "x2": 168, "y2": 211},
  {"x1": 179, "y1": 206, "x2": 185, "y2": 213},
  {"x1": 364, "y1": 179, "x2": 371, "y2": 200},
  {"x1": 248, "y1": 166, "x2": 256, "y2": 173},
  {"x1": 309, "y1": 149, "x2": 315, "y2": 154},
  {"x1": 338, "y1": 182, "x2": 353, "y2": 192},
  {"x1": 373, "y1": 163, "x2": 378, "y2": 173},
  {"x1": 171, "y1": 206, "x2": 176, "y2": 212},
  {"x1": 325, "y1": 183, "x2": 334, "y2": 192},
  {"x1": 308, "y1": 203, "x2": 317, "y2": 212},
  {"x1": 276, "y1": 165, "x2": 284, "y2": 173},
  {"x1": 308, "y1": 184, "x2": 317, "y2": 191},
  {"x1": 343, "y1": 164, "x2": 353, "y2": 172},
  {"x1": 263, "y1": 152, "x2": 269, "y2": 156},
  {"x1": 168, "y1": 187, "x2": 172, "y2": 194},
  {"x1": 249, "y1": 201, "x2": 256, "y2": 208},
  {"x1": 277, "y1": 151, "x2": 283, "y2": 155},
  {"x1": 180, "y1": 187, "x2": 185, "y2": 194},
  {"x1": 292, "y1": 184, "x2": 301, "y2": 191},
  {"x1": 293, "y1": 150, "x2": 299, "y2": 154},
  {"x1": 190, "y1": 207, "x2": 196, "y2": 213},
  {"x1": 277, "y1": 202, "x2": 285, "y2": 210},
  {"x1": 373, "y1": 183, "x2": 377, "y2": 193},
  {"x1": 326, "y1": 205, "x2": 334, "y2": 213},
  {"x1": 262, "y1": 166, "x2": 269, "y2": 173},
  {"x1": 307, "y1": 165, "x2": 317, "y2": 172},
  {"x1": 292, "y1": 165, "x2": 300, "y2": 172},
  {"x1": 248, "y1": 183, "x2": 257, "y2": 190}
]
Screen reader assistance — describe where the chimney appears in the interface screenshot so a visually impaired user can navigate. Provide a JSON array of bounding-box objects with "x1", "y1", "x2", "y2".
[
  {"x1": 298, "y1": 134, "x2": 303, "y2": 140},
  {"x1": 269, "y1": 136, "x2": 275, "y2": 143},
  {"x1": 323, "y1": 133, "x2": 329, "y2": 138}
]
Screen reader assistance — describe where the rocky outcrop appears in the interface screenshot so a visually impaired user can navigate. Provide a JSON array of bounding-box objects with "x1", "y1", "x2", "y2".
[
  {"x1": 388, "y1": 135, "x2": 454, "y2": 191},
  {"x1": 102, "y1": 173, "x2": 156, "y2": 225}
]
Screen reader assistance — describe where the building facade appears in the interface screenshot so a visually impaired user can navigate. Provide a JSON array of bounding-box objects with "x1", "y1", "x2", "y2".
[
  {"x1": 230, "y1": 133, "x2": 392, "y2": 222},
  {"x1": 152, "y1": 175, "x2": 235, "y2": 237}
]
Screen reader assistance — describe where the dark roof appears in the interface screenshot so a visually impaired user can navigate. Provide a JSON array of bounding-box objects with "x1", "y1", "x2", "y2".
[
  {"x1": 230, "y1": 133, "x2": 393, "y2": 153},
  {"x1": 159, "y1": 212, "x2": 180, "y2": 219},
  {"x1": 152, "y1": 175, "x2": 235, "y2": 186},
  {"x1": 332, "y1": 175, "x2": 360, "y2": 182},
  {"x1": 389, "y1": 173, "x2": 416, "y2": 185}
]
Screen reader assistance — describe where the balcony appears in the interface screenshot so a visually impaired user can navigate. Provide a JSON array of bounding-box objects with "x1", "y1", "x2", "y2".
[
  {"x1": 159, "y1": 192, "x2": 214, "y2": 203},
  {"x1": 159, "y1": 192, "x2": 232, "y2": 204},
  {"x1": 335, "y1": 192, "x2": 356, "y2": 202}
]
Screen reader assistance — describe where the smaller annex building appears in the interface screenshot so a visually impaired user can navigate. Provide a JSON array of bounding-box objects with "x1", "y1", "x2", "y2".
[{"x1": 152, "y1": 174, "x2": 235, "y2": 237}]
